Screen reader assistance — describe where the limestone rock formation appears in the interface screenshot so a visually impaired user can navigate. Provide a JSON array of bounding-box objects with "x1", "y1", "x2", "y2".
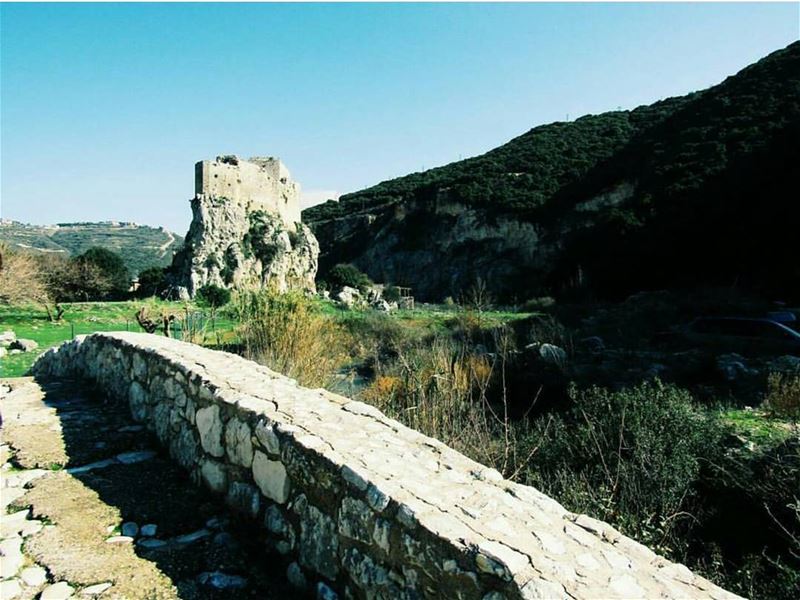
[
  {"x1": 307, "y1": 196, "x2": 550, "y2": 301},
  {"x1": 170, "y1": 156, "x2": 318, "y2": 298}
]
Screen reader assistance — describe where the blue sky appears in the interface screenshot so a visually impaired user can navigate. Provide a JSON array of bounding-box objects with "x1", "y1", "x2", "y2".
[{"x1": 1, "y1": 2, "x2": 798, "y2": 233}]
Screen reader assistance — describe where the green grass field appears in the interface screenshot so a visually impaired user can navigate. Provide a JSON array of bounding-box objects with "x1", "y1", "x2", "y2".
[
  {"x1": 0, "y1": 300, "x2": 235, "y2": 378},
  {"x1": 1, "y1": 298, "x2": 536, "y2": 379},
  {"x1": 721, "y1": 407, "x2": 795, "y2": 448}
]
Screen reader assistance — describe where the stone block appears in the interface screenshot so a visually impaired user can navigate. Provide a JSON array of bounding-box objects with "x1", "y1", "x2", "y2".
[
  {"x1": 196, "y1": 404, "x2": 224, "y2": 457},
  {"x1": 252, "y1": 451, "x2": 290, "y2": 503}
]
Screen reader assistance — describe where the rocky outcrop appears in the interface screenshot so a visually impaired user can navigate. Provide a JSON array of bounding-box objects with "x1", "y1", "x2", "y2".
[
  {"x1": 308, "y1": 197, "x2": 556, "y2": 302},
  {"x1": 170, "y1": 156, "x2": 319, "y2": 298}
]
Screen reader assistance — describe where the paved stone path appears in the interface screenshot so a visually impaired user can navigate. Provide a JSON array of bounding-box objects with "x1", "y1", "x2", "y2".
[{"x1": 0, "y1": 377, "x2": 299, "y2": 599}]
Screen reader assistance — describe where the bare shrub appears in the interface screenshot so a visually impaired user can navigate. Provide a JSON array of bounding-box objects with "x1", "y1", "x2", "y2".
[
  {"x1": 360, "y1": 326, "x2": 538, "y2": 479},
  {"x1": 462, "y1": 277, "x2": 494, "y2": 312},
  {"x1": 766, "y1": 372, "x2": 800, "y2": 424},
  {"x1": 0, "y1": 242, "x2": 51, "y2": 314}
]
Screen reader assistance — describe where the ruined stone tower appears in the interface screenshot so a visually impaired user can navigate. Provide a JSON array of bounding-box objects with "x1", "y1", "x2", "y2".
[
  {"x1": 194, "y1": 155, "x2": 301, "y2": 227},
  {"x1": 169, "y1": 155, "x2": 319, "y2": 298}
]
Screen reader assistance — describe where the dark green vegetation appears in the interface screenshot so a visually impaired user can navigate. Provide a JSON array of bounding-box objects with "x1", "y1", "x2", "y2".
[
  {"x1": 307, "y1": 97, "x2": 686, "y2": 220},
  {"x1": 0, "y1": 221, "x2": 183, "y2": 277},
  {"x1": 305, "y1": 42, "x2": 800, "y2": 302},
  {"x1": 325, "y1": 263, "x2": 374, "y2": 293},
  {"x1": 136, "y1": 266, "x2": 169, "y2": 298},
  {"x1": 195, "y1": 284, "x2": 231, "y2": 315},
  {"x1": 382, "y1": 284, "x2": 401, "y2": 303},
  {"x1": 525, "y1": 382, "x2": 799, "y2": 599}
]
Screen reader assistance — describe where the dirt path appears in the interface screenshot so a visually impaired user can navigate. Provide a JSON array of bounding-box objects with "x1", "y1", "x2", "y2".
[
  {"x1": 157, "y1": 231, "x2": 176, "y2": 258},
  {"x1": 0, "y1": 377, "x2": 298, "y2": 599}
]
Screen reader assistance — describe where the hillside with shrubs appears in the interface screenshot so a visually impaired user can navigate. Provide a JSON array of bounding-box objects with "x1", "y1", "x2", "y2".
[{"x1": 305, "y1": 41, "x2": 800, "y2": 302}]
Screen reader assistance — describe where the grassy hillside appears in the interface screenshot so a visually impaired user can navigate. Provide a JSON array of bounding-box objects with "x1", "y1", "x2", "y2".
[
  {"x1": 305, "y1": 42, "x2": 800, "y2": 301},
  {"x1": 0, "y1": 221, "x2": 184, "y2": 277},
  {"x1": 307, "y1": 96, "x2": 689, "y2": 221}
]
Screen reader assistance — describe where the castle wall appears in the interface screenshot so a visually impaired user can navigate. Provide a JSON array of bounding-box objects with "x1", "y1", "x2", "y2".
[
  {"x1": 195, "y1": 156, "x2": 301, "y2": 227},
  {"x1": 32, "y1": 332, "x2": 740, "y2": 600}
]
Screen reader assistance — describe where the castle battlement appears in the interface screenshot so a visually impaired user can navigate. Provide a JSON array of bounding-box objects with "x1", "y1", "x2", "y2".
[{"x1": 194, "y1": 155, "x2": 301, "y2": 226}]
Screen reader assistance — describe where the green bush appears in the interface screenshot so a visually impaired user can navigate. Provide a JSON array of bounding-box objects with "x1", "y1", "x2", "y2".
[
  {"x1": 196, "y1": 284, "x2": 231, "y2": 313},
  {"x1": 243, "y1": 211, "x2": 280, "y2": 263},
  {"x1": 524, "y1": 380, "x2": 723, "y2": 553},
  {"x1": 383, "y1": 284, "x2": 401, "y2": 303},
  {"x1": 327, "y1": 263, "x2": 373, "y2": 293},
  {"x1": 137, "y1": 266, "x2": 167, "y2": 298},
  {"x1": 76, "y1": 247, "x2": 130, "y2": 299}
]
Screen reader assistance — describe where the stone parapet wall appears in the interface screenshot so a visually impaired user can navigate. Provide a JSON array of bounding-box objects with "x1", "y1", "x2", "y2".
[{"x1": 31, "y1": 333, "x2": 740, "y2": 600}]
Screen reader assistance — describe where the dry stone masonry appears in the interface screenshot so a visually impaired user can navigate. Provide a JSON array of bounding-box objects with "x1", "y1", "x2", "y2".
[
  {"x1": 32, "y1": 333, "x2": 741, "y2": 600},
  {"x1": 170, "y1": 155, "x2": 319, "y2": 298},
  {"x1": 195, "y1": 156, "x2": 301, "y2": 227}
]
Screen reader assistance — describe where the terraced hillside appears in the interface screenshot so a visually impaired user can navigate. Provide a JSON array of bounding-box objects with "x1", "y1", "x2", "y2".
[{"x1": 0, "y1": 222, "x2": 183, "y2": 277}]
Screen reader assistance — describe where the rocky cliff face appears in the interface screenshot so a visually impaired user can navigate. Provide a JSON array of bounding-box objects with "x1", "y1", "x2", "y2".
[
  {"x1": 170, "y1": 157, "x2": 318, "y2": 298},
  {"x1": 309, "y1": 198, "x2": 550, "y2": 301}
]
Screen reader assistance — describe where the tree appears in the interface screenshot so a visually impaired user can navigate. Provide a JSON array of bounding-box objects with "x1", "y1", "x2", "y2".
[
  {"x1": 196, "y1": 284, "x2": 231, "y2": 320},
  {"x1": 38, "y1": 254, "x2": 113, "y2": 303},
  {"x1": 76, "y1": 247, "x2": 130, "y2": 298},
  {"x1": 327, "y1": 263, "x2": 373, "y2": 293},
  {"x1": 0, "y1": 242, "x2": 50, "y2": 310},
  {"x1": 383, "y1": 284, "x2": 401, "y2": 303},
  {"x1": 137, "y1": 266, "x2": 167, "y2": 298}
]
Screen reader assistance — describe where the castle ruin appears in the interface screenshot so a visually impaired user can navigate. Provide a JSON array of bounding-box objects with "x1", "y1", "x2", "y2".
[
  {"x1": 169, "y1": 155, "x2": 319, "y2": 298},
  {"x1": 194, "y1": 155, "x2": 301, "y2": 227}
]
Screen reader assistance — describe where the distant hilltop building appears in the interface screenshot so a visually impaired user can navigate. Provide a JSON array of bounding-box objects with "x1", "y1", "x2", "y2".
[
  {"x1": 195, "y1": 155, "x2": 301, "y2": 228},
  {"x1": 169, "y1": 155, "x2": 318, "y2": 298}
]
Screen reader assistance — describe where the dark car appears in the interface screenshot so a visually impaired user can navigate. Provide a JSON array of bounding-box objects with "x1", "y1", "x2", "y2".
[{"x1": 683, "y1": 317, "x2": 800, "y2": 355}]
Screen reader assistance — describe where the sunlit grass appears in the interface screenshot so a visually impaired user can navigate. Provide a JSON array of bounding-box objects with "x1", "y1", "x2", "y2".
[
  {"x1": 0, "y1": 300, "x2": 236, "y2": 377},
  {"x1": 0, "y1": 296, "x2": 535, "y2": 378},
  {"x1": 721, "y1": 407, "x2": 794, "y2": 448}
]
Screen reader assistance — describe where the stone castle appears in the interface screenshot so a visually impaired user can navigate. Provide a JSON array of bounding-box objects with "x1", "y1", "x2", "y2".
[
  {"x1": 170, "y1": 155, "x2": 319, "y2": 298},
  {"x1": 194, "y1": 155, "x2": 301, "y2": 227}
]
